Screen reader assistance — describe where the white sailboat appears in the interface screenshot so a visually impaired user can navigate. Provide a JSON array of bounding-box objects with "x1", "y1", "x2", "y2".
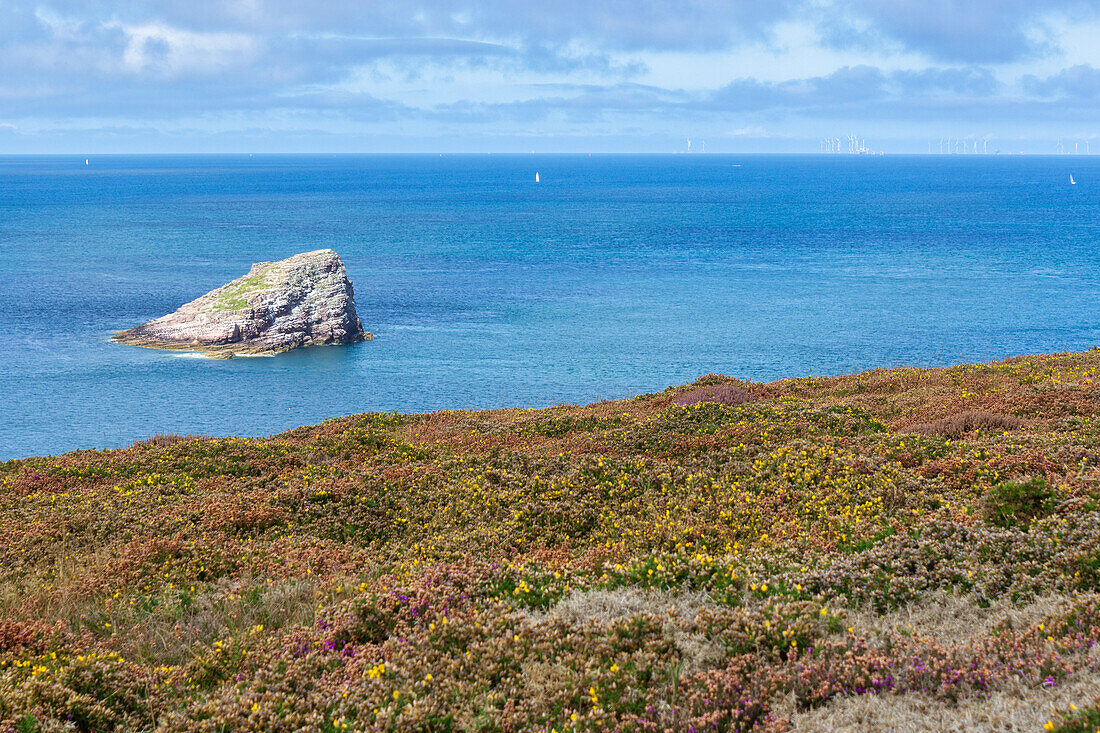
[
  {"x1": 1070, "y1": 174, "x2": 1076, "y2": 185},
  {"x1": 85, "y1": 159, "x2": 89, "y2": 166},
  {"x1": 535, "y1": 172, "x2": 540, "y2": 183}
]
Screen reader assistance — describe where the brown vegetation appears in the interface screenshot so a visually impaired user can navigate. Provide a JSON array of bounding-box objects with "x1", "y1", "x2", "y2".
[
  {"x1": 128, "y1": 433, "x2": 209, "y2": 449},
  {"x1": 907, "y1": 410, "x2": 1024, "y2": 439}
]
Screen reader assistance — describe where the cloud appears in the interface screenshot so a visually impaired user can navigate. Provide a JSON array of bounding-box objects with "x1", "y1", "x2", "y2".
[
  {"x1": 890, "y1": 67, "x2": 1001, "y2": 96},
  {"x1": 46, "y1": 0, "x2": 798, "y2": 51},
  {"x1": 8, "y1": 0, "x2": 800, "y2": 83},
  {"x1": 709, "y1": 66, "x2": 888, "y2": 113},
  {"x1": 106, "y1": 22, "x2": 257, "y2": 77},
  {"x1": 821, "y1": 0, "x2": 1100, "y2": 62},
  {"x1": 420, "y1": 65, "x2": 1022, "y2": 126},
  {"x1": 0, "y1": 2, "x2": 666, "y2": 120},
  {"x1": 4, "y1": 0, "x2": 1100, "y2": 150},
  {"x1": 1021, "y1": 64, "x2": 1100, "y2": 98},
  {"x1": 462, "y1": 0, "x2": 798, "y2": 51}
]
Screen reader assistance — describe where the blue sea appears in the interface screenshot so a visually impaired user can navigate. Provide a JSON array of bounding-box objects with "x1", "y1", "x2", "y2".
[{"x1": 2, "y1": 154, "x2": 1099, "y2": 459}]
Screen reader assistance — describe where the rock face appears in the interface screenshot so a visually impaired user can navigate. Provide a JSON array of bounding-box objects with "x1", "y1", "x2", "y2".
[{"x1": 114, "y1": 249, "x2": 370, "y2": 357}]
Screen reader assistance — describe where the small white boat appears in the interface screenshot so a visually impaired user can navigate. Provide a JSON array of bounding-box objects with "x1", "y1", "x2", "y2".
[
  {"x1": 535, "y1": 172, "x2": 540, "y2": 183},
  {"x1": 1070, "y1": 174, "x2": 1076, "y2": 185},
  {"x1": 85, "y1": 159, "x2": 89, "y2": 166}
]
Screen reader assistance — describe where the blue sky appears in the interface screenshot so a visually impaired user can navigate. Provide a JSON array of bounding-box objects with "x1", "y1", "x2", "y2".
[{"x1": 3, "y1": 0, "x2": 1100, "y2": 153}]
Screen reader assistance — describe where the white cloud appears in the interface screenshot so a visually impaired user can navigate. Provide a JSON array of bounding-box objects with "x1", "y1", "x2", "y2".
[
  {"x1": 106, "y1": 21, "x2": 257, "y2": 77},
  {"x1": 5, "y1": 0, "x2": 1100, "y2": 151},
  {"x1": 727, "y1": 125, "x2": 769, "y2": 137}
]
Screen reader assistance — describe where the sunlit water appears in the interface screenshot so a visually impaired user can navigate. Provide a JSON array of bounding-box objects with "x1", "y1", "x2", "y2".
[{"x1": 2, "y1": 153, "x2": 1098, "y2": 459}]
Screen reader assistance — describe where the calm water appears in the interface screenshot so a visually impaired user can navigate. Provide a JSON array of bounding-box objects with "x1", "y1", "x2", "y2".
[{"x1": 2, "y1": 154, "x2": 1098, "y2": 459}]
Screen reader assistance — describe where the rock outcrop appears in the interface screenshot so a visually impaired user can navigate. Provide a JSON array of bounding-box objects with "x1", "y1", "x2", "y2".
[{"x1": 114, "y1": 249, "x2": 370, "y2": 357}]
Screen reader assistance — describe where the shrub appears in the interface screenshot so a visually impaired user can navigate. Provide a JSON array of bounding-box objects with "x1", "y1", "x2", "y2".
[
  {"x1": 674, "y1": 384, "x2": 756, "y2": 407},
  {"x1": 983, "y1": 476, "x2": 1058, "y2": 527},
  {"x1": 129, "y1": 433, "x2": 208, "y2": 449},
  {"x1": 908, "y1": 410, "x2": 1023, "y2": 439}
]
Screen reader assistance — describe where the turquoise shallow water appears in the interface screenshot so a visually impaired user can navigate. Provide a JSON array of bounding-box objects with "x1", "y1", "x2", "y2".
[{"x1": 2, "y1": 153, "x2": 1098, "y2": 459}]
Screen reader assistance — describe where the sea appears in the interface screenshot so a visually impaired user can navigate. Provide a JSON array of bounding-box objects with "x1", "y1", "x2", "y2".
[{"x1": 2, "y1": 153, "x2": 1098, "y2": 460}]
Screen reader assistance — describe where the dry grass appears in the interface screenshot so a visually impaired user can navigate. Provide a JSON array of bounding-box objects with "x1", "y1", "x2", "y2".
[
  {"x1": 780, "y1": 594, "x2": 1100, "y2": 731},
  {"x1": 540, "y1": 588, "x2": 728, "y2": 674},
  {"x1": 122, "y1": 577, "x2": 322, "y2": 666},
  {"x1": 841, "y1": 593, "x2": 1091, "y2": 646},
  {"x1": 521, "y1": 661, "x2": 578, "y2": 705},
  {"x1": 543, "y1": 587, "x2": 720, "y2": 626},
  {"x1": 786, "y1": 669, "x2": 1100, "y2": 732}
]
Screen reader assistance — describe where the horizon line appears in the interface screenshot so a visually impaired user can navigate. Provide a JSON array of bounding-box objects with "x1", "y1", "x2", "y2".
[{"x1": 0, "y1": 151, "x2": 1087, "y2": 157}]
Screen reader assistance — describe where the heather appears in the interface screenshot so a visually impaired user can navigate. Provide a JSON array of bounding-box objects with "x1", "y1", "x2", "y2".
[{"x1": 2, "y1": 349, "x2": 1100, "y2": 731}]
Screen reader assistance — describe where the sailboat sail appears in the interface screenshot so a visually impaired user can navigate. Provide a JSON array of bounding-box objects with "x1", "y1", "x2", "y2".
[
  {"x1": 1071, "y1": 175, "x2": 1076, "y2": 185},
  {"x1": 535, "y1": 172, "x2": 540, "y2": 183}
]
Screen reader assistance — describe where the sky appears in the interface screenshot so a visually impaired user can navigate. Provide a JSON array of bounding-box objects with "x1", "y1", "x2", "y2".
[{"x1": 3, "y1": 0, "x2": 1100, "y2": 153}]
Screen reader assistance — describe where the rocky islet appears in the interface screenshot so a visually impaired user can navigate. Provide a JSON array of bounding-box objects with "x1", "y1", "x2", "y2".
[{"x1": 113, "y1": 249, "x2": 370, "y2": 357}]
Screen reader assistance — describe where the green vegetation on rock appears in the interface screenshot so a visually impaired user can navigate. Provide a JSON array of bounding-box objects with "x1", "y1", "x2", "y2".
[{"x1": 210, "y1": 266, "x2": 273, "y2": 312}]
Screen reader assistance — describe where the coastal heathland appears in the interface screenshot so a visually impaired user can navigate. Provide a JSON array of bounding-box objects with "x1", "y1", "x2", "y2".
[{"x1": 2, "y1": 350, "x2": 1100, "y2": 731}]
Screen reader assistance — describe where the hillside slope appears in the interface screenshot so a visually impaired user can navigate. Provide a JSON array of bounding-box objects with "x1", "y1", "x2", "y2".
[{"x1": 3, "y1": 350, "x2": 1100, "y2": 732}]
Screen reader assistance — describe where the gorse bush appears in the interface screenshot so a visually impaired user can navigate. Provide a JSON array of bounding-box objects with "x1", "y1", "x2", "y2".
[
  {"x1": 1051, "y1": 699, "x2": 1100, "y2": 732},
  {"x1": 983, "y1": 476, "x2": 1058, "y2": 528},
  {"x1": 1, "y1": 350, "x2": 1100, "y2": 731}
]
